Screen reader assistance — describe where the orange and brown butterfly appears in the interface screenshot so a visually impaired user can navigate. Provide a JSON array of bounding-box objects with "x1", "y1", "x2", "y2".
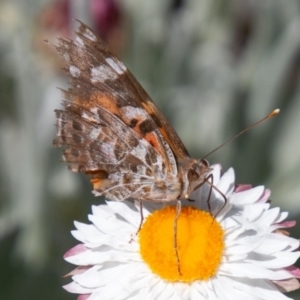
[{"x1": 53, "y1": 21, "x2": 211, "y2": 203}]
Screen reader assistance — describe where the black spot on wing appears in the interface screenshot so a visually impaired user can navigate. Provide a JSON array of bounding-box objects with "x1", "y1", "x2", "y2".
[
  {"x1": 139, "y1": 119, "x2": 155, "y2": 135},
  {"x1": 129, "y1": 118, "x2": 138, "y2": 128},
  {"x1": 86, "y1": 169, "x2": 109, "y2": 179},
  {"x1": 72, "y1": 120, "x2": 83, "y2": 131}
]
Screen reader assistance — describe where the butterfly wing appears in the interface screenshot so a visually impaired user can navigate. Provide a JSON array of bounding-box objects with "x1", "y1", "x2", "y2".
[
  {"x1": 54, "y1": 21, "x2": 189, "y2": 201},
  {"x1": 124, "y1": 69, "x2": 190, "y2": 161}
]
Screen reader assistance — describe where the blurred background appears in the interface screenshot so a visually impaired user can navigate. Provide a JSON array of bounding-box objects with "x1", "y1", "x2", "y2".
[{"x1": 0, "y1": 0, "x2": 300, "y2": 299}]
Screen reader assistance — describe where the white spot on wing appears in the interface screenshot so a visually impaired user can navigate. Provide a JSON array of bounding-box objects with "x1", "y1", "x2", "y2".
[
  {"x1": 131, "y1": 141, "x2": 147, "y2": 162},
  {"x1": 63, "y1": 53, "x2": 70, "y2": 62},
  {"x1": 92, "y1": 190, "x2": 102, "y2": 196},
  {"x1": 89, "y1": 127, "x2": 102, "y2": 139},
  {"x1": 75, "y1": 36, "x2": 84, "y2": 47},
  {"x1": 121, "y1": 107, "x2": 146, "y2": 120},
  {"x1": 90, "y1": 107, "x2": 98, "y2": 115},
  {"x1": 106, "y1": 57, "x2": 126, "y2": 74},
  {"x1": 83, "y1": 28, "x2": 97, "y2": 41},
  {"x1": 91, "y1": 65, "x2": 117, "y2": 83},
  {"x1": 101, "y1": 143, "x2": 116, "y2": 160},
  {"x1": 81, "y1": 111, "x2": 99, "y2": 123},
  {"x1": 69, "y1": 66, "x2": 81, "y2": 77},
  {"x1": 57, "y1": 118, "x2": 63, "y2": 135}
]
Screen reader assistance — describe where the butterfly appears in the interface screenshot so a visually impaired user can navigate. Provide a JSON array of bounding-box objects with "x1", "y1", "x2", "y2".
[{"x1": 53, "y1": 21, "x2": 212, "y2": 205}]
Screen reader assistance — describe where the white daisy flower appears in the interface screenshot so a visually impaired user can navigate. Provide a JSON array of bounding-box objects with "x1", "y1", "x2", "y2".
[{"x1": 63, "y1": 165, "x2": 300, "y2": 300}]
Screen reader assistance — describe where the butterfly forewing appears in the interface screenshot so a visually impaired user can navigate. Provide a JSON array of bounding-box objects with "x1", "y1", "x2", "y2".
[{"x1": 54, "y1": 21, "x2": 203, "y2": 202}]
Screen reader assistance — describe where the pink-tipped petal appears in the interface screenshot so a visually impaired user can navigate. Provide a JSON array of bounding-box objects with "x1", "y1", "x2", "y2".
[
  {"x1": 272, "y1": 221, "x2": 297, "y2": 233},
  {"x1": 235, "y1": 184, "x2": 252, "y2": 192},
  {"x1": 258, "y1": 189, "x2": 271, "y2": 203},
  {"x1": 63, "y1": 282, "x2": 92, "y2": 294},
  {"x1": 273, "y1": 278, "x2": 300, "y2": 292},
  {"x1": 77, "y1": 294, "x2": 91, "y2": 300},
  {"x1": 277, "y1": 220, "x2": 296, "y2": 228},
  {"x1": 64, "y1": 244, "x2": 87, "y2": 258},
  {"x1": 286, "y1": 266, "x2": 300, "y2": 278},
  {"x1": 64, "y1": 266, "x2": 91, "y2": 277}
]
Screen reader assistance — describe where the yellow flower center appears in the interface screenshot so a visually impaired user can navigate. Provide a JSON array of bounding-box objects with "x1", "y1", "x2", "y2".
[{"x1": 139, "y1": 206, "x2": 224, "y2": 283}]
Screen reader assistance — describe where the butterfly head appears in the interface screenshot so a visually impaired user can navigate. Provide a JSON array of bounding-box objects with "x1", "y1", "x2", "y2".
[{"x1": 182, "y1": 159, "x2": 211, "y2": 199}]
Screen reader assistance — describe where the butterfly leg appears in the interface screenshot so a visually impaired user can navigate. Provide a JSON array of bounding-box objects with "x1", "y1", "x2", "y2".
[
  {"x1": 129, "y1": 201, "x2": 144, "y2": 243},
  {"x1": 204, "y1": 176, "x2": 228, "y2": 219},
  {"x1": 136, "y1": 200, "x2": 144, "y2": 234},
  {"x1": 174, "y1": 200, "x2": 182, "y2": 276},
  {"x1": 205, "y1": 173, "x2": 214, "y2": 214}
]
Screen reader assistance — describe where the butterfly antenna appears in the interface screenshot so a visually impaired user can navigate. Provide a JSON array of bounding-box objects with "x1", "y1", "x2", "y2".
[{"x1": 202, "y1": 108, "x2": 280, "y2": 160}]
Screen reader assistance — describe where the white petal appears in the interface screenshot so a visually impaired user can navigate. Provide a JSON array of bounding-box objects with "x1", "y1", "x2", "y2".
[
  {"x1": 228, "y1": 277, "x2": 293, "y2": 300},
  {"x1": 189, "y1": 285, "x2": 207, "y2": 300},
  {"x1": 106, "y1": 201, "x2": 141, "y2": 228},
  {"x1": 89, "y1": 285, "x2": 129, "y2": 300},
  {"x1": 74, "y1": 221, "x2": 101, "y2": 234},
  {"x1": 149, "y1": 280, "x2": 168, "y2": 299},
  {"x1": 210, "y1": 164, "x2": 222, "y2": 185},
  {"x1": 216, "y1": 167, "x2": 235, "y2": 196},
  {"x1": 274, "y1": 211, "x2": 289, "y2": 223},
  {"x1": 156, "y1": 283, "x2": 178, "y2": 300},
  {"x1": 226, "y1": 244, "x2": 253, "y2": 255},
  {"x1": 243, "y1": 203, "x2": 269, "y2": 223},
  {"x1": 65, "y1": 247, "x2": 140, "y2": 265},
  {"x1": 224, "y1": 224, "x2": 246, "y2": 241},
  {"x1": 128, "y1": 287, "x2": 153, "y2": 300},
  {"x1": 259, "y1": 207, "x2": 281, "y2": 227},
  {"x1": 231, "y1": 186, "x2": 265, "y2": 205},
  {"x1": 255, "y1": 233, "x2": 296, "y2": 254},
  {"x1": 246, "y1": 251, "x2": 300, "y2": 269},
  {"x1": 89, "y1": 214, "x2": 135, "y2": 238},
  {"x1": 173, "y1": 282, "x2": 191, "y2": 300},
  {"x1": 213, "y1": 276, "x2": 241, "y2": 300},
  {"x1": 63, "y1": 281, "x2": 93, "y2": 294},
  {"x1": 220, "y1": 262, "x2": 294, "y2": 280},
  {"x1": 91, "y1": 204, "x2": 115, "y2": 218},
  {"x1": 201, "y1": 280, "x2": 219, "y2": 300}
]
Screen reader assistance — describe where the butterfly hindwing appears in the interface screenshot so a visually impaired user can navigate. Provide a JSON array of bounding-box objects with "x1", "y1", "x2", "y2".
[{"x1": 55, "y1": 103, "x2": 167, "y2": 201}]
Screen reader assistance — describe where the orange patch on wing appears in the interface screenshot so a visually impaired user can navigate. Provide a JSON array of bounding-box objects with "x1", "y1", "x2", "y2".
[
  {"x1": 90, "y1": 93, "x2": 120, "y2": 115},
  {"x1": 144, "y1": 132, "x2": 161, "y2": 154},
  {"x1": 68, "y1": 92, "x2": 120, "y2": 116},
  {"x1": 90, "y1": 178, "x2": 111, "y2": 190},
  {"x1": 126, "y1": 118, "x2": 162, "y2": 153},
  {"x1": 87, "y1": 169, "x2": 110, "y2": 191},
  {"x1": 120, "y1": 111, "x2": 164, "y2": 156}
]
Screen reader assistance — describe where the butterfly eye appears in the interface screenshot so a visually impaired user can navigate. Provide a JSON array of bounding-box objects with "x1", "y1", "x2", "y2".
[{"x1": 187, "y1": 169, "x2": 199, "y2": 182}]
